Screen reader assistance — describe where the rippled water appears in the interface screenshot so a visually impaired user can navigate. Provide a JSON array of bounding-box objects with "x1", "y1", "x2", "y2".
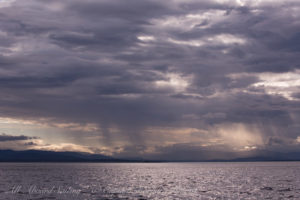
[{"x1": 0, "y1": 162, "x2": 299, "y2": 199}]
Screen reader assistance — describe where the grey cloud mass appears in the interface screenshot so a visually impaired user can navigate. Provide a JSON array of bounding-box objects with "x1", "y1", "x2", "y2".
[
  {"x1": 0, "y1": 133, "x2": 38, "y2": 142},
  {"x1": 0, "y1": 0, "x2": 300, "y2": 159}
]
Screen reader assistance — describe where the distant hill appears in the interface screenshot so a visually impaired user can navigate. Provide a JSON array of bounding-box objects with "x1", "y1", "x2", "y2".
[
  {"x1": 175, "y1": 151, "x2": 300, "y2": 162},
  {"x1": 229, "y1": 151, "x2": 300, "y2": 162},
  {"x1": 0, "y1": 149, "x2": 299, "y2": 162},
  {"x1": 0, "y1": 149, "x2": 121, "y2": 162}
]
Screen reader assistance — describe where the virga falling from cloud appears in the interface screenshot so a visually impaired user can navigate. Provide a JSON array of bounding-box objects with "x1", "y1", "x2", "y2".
[{"x1": 0, "y1": 0, "x2": 300, "y2": 159}]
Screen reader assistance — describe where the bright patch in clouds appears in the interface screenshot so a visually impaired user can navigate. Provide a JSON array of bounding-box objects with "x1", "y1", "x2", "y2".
[
  {"x1": 137, "y1": 35, "x2": 155, "y2": 42},
  {"x1": 215, "y1": 123, "x2": 264, "y2": 151},
  {"x1": 33, "y1": 143, "x2": 94, "y2": 153},
  {"x1": 214, "y1": 0, "x2": 286, "y2": 6},
  {"x1": 145, "y1": 127, "x2": 207, "y2": 146},
  {"x1": 168, "y1": 38, "x2": 204, "y2": 47},
  {"x1": 0, "y1": 117, "x2": 38, "y2": 125},
  {"x1": 53, "y1": 123, "x2": 99, "y2": 132},
  {"x1": 208, "y1": 34, "x2": 247, "y2": 45},
  {"x1": 0, "y1": 117, "x2": 102, "y2": 153},
  {"x1": 152, "y1": 10, "x2": 226, "y2": 31},
  {"x1": 253, "y1": 70, "x2": 300, "y2": 100},
  {"x1": 0, "y1": 137, "x2": 94, "y2": 153},
  {"x1": 0, "y1": 0, "x2": 14, "y2": 8},
  {"x1": 168, "y1": 34, "x2": 246, "y2": 47},
  {"x1": 155, "y1": 73, "x2": 192, "y2": 92},
  {"x1": 215, "y1": 0, "x2": 246, "y2": 6},
  {"x1": 0, "y1": 117, "x2": 100, "y2": 132}
]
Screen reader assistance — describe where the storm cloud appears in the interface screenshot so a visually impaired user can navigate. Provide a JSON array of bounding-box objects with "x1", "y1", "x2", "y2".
[
  {"x1": 0, "y1": 133, "x2": 38, "y2": 142},
  {"x1": 0, "y1": 0, "x2": 300, "y2": 159}
]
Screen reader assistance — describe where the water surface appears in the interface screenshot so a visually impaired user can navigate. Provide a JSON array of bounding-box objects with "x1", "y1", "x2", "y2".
[{"x1": 0, "y1": 162, "x2": 299, "y2": 199}]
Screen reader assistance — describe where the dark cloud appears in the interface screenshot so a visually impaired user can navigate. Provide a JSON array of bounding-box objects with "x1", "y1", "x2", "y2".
[
  {"x1": 0, "y1": 133, "x2": 38, "y2": 142},
  {"x1": 292, "y1": 92, "x2": 300, "y2": 99},
  {"x1": 0, "y1": 0, "x2": 300, "y2": 159},
  {"x1": 24, "y1": 141, "x2": 38, "y2": 146}
]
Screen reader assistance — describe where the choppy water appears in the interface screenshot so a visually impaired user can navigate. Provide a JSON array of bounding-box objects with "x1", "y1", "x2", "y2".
[{"x1": 0, "y1": 162, "x2": 299, "y2": 199}]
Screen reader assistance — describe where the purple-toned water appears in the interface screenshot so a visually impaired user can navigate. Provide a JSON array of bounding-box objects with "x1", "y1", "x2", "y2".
[{"x1": 0, "y1": 162, "x2": 299, "y2": 199}]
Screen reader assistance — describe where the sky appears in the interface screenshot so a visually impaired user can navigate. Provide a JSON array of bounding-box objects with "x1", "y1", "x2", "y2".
[{"x1": 0, "y1": 0, "x2": 300, "y2": 160}]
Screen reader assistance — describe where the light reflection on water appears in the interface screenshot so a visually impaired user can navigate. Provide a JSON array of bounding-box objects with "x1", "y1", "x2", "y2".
[{"x1": 0, "y1": 162, "x2": 299, "y2": 199}]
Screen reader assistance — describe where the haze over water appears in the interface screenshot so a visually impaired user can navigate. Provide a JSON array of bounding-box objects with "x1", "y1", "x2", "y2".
[{"x1": 0, "y1": 162, "x2": 299, "y2": 200}]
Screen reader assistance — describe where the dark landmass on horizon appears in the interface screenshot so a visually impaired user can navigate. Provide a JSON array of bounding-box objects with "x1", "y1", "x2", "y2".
[
  {"x1": 0, "y1": 150, "x2": 300, "y2": 162},
  {"x1": 0, "y1": 150, "x2": 121, "y2": 162}
]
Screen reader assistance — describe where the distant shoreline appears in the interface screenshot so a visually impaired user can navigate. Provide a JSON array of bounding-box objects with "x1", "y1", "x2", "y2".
[
  {"x1": 1, "y1": 160, "x2": 300, "y2": 163},
  {"x1": 1, "y1": 149, "x2": 300, "y2": 162}
]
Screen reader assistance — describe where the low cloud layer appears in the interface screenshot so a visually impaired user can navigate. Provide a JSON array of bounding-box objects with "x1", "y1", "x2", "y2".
[
  {"x1": 0, "y1": 133, "x2": 38, "y2": 142},
  {"x1": 0, "y1": 0, "x2": 300, "y2": 159}
]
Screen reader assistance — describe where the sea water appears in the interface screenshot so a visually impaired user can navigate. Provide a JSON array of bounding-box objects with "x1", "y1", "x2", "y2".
[{"x1": 0, "y1": 162, "x2": 299, "y2": 199}]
